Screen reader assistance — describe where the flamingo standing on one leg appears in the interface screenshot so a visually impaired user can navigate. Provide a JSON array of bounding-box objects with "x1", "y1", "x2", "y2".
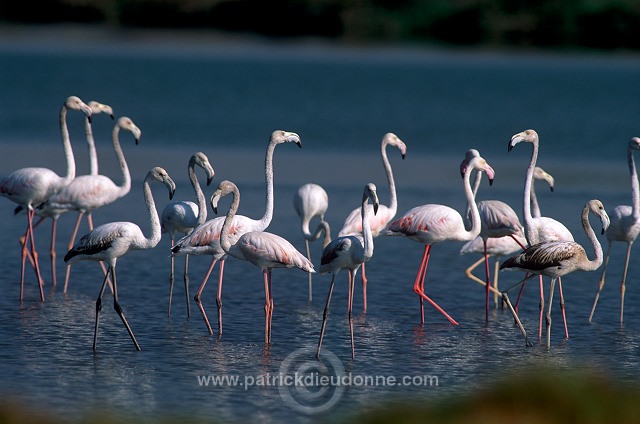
[
  {"x1": 293, "y1": 182, "x2": 331, "y2": 303},
  {"x1": 64, "y1": 167, "x2": 176, "y2": 351},
  {"x1": 0, "y1": 95, "x2": 92, "y2": 301},
  {"x1": 211, "y1": 180, "x2": 315, "y2": 345},
  {"x1": 589, "y1": 136, "x2": 640, "y2": 324},
  {"x1": 338, "y1": 132, "x2": 406, "y2": 312},
  {"x1": 500, "y1": 199, "x2": 610, "y2": 350},
  {"x1": 171, "y1": 130, "x2": 302, "y2": 336},
  {"x1": 317, "y1": 183, "x2": 379, "y2": 359},
  {"x1": 161, "y1": 152, "x2": 215, "y2": 318},
  {"x1": 382, "y1": 153, "x2": 495, "y2": 325},
  {"x1": 508, "y1": 129, "x2": 574, "y2": 340}
]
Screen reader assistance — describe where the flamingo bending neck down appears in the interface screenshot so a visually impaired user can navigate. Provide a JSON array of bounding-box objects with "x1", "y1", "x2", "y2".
[
  {"x1": 212, "y1": 180, "x2": 314, "y2": 345},
  {"x1": 161, "y1": 152, "x2": 215, "y2": 318},
  {"x1": 500, "y1": 199, "x2": 610, "y2": 350},
  {"x1": 589, "y1": 136, "x2": 640, "y2": 323},
  {"x1": 293, "y1": 182, "x2": 331, "y2": 303},
  {"x1": 64, "y1": 167, "x2": 176, "y2": 351},
  {"x1": 0, "y1": 95, "x2": 92, "y2": 301},
  {"x1": 382, "y1": 153, "x2": 495, "y2": 325},
  {"x1": 317, "y1": 183, "x2": 379, "y2": 359},
  {"x1": 170, "y1": 130, "x2": 302, "y2": 336},
  {"x1": 338, "y1": 132, "x2": 406, "y2": 313},
  {"x1": 508, "y1": 129, "x2": 573, "y2": 340}
]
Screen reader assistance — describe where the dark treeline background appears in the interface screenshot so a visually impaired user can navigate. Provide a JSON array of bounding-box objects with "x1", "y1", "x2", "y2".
[{"x1": 1, "y1": 0, "x2": 640, "y2": 51}]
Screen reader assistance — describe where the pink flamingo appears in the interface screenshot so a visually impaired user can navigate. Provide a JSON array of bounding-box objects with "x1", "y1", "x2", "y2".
[
  {"x1": 317, "y1": 183, "x2": 379, "y2": 359},
  {"x1": 170, "y1": 130, "x2": 301, "y2": 335},
  {"x1": 64, "y1": 167, "x2": 176, "y2": 351},
  {"x1": 589, "y1": 136, "x2": 640, "y2": 323},
  {"x1": 500, "y1": 199, "x2": 609, "y2": 349},
  {"x1": 338, "y1": 132, "x2": 406, "y2": 312},
  {"x1": 0, "y1": 95, "x2": 92, "y2": 301},
  {"x1": 293, "y1": 182, "x2": 331, "y2": 303},
  {"x1": 161, "y1": 152, "x2": 215, "y2": 318},
  {"x1": 382, "y1": 153, "x2": 495, "y2": 325},
  {"x1": 508, "y1": 129, "x2": 573, "y2": 340},
  {"x1": 211, "y1": 180, "x2": 314, "y2": 345}
]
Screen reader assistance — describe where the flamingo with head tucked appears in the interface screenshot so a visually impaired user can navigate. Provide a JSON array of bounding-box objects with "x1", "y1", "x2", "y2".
[
  {"x1": 0, "y1": 95, "x2": 92, "y2": 301},
  {"x1": 338, "y1": 132, "x2": 406, "y2": 312},
  {"x1": 64, "y1": 167, "x2": 176, "y2": 351},
  {"x1": 382, "y1": 153, "x2": 495, "y2": 325}
]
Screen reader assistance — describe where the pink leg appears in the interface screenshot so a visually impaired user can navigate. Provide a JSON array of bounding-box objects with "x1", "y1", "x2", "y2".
[
  {"x1": 184, "y1": 254, "x2": 191, "y2": 319},
  {"x1": 216, "y1": 260, "x2": 225, "y2": 336},
  {"x1": 26, "y1": 209, "x2": 45, "y2": 301},
  {"x1": 413, "y1": 245, "x2": 458, "y2": 326},
  {"x1": 413, "y1": 245, "x2": 431, "y2": 324},
  {"x1": 510, "y1": 234, "x2": 528, "y2": 250},
  {"x1": 348, "y1": 269, "x2": 356, "y2": 359},
  {"x1": 263, "y1": 269, "x2": 274, "y2": 344},
  {"x1": 513, "y1": 273, "x2": 529, "y2": 314},
  {"x1": 538, "y1": 275, "x2": 545, "y2": 341},
  {"x1": 361, "y1": 262, "x2": 368, "y2": 313},
  {"x1": 483, "y1": 238, "x2": 491, "y2": 321},
  {"x1": 620, "y1": 242, "x2": 632, "y2": 324},
  {"x1": 168, "y1": 239, "x2": 175, "y2": 317},
  {"x1": 64, "y1": 212, "x2": 85, "y2": 293},
  {"x1": 557, "y1": 277, "x2": 569, "y2": 339},
  {"x1": 49, "y1": 218, "x2": 58, "y2": 287},
  {"x1": 194, "y1": 257, "x2": 219, "y2": 335}
]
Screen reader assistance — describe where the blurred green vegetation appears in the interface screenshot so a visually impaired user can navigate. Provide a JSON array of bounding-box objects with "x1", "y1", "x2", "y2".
[{"x1": 1, "y1": 0, "x2": 640, "y2": 50}]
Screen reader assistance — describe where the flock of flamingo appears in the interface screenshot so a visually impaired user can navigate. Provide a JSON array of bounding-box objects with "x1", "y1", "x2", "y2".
[{"x1": 1, "y1": 95, "x2": 637, "y2": 357}]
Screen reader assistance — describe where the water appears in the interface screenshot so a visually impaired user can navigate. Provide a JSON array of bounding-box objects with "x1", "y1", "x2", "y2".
[{"x1": 1, "y1": 26, "x2": 640, "y2": 423}]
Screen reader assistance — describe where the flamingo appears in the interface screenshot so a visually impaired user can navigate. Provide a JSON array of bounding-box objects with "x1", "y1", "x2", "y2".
[
  {"x1": 589, "y1": 137, "x2": 640, "y2": 323},
  {"x1": 41, "y1": 116, "x2": 140, "y2": 293},
  {"x1": 316, "y1": 183, "x2": 379, "y2": 359},
  {"x1": 508, "y1": 129, "x2": 573, "y2": 340},
  {"x1": 64, "y1": 167, "x2": 176, "y2": 351},
  {"x1": 338, "y1": 132, "x2": 406, "y2": 312},
  {"x1": 0, "y1": 95, "x2": 92, "y2": 301},
  {"x1": 382, "y1": 153, "x2": 495, "y2": 325},
  {"x1": 460, "y1": 149, "x2": 527, "y2": 321},
  {"x1": 161, "y1": 152, "x2": 215, "y2": 318},
  {"x1": 500, "y1": 199, "x2": 610, "y2": 350},
  {"x1": 170, "y1": 130, "x2": 302, "y2": 336},
  {"x1": 293, "y1": 182, "x2": 331, "y2": 303},
  {"x1": 531, "y1": 166, "x2": 555, "y2": 219},
  {"x1": 211, "y1": 180, "x2": 315, "y2": 344},
  {"x1": 17, "y1": 100, "x2": 115, "y2": 287}
]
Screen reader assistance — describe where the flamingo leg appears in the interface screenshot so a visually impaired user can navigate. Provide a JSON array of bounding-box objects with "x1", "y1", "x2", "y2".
[
  {"x1": 193, "y1": 257, "x2": 218, "y2": 335},
  {"x1": 557, "y1": 277, "x2": 569, "y2": 339},
  {"x1": 184, "y1": 254, "x2": 190, "y2": 319},
  {"x1": 111, "y1": 266, "x2": 141, "y2": 351},
  {"x1": 50, "y1": 218, "x2": 57, "y2": 287},
  {"x1": 263, "y1": 268, "x2": 274, "y2": 344},
  {"x1": 501, "y1": 273, "x2": 536, "y2": 347},
  {"x1": 216, "y1": 260, "x2": 225, "y2": 337},
  {"x1": 348, "y1": 269, "x2": 356, "y2": 359},
  {"x1": 464, "y1": 256, "x2": 502, "y2": 297},
  {"x1": 513, "y1": 273, "x2": 529, "y2": 314},
  {"x1": 168, "y1": 239, "x2": 175, "y2": 317},
  {"x1": 546, "y1": 278, "x2": 556, "y2": 351},
  {"x1": 509, "y1": 234, "x2": 528, "y2": 250},
  {"x1": 589, "y1": 242, "x2": 612, "y2": 322},
  {"x1": 483, "y1": 238, "x2": 491, "y2": 321},
  {"x1": 305, "y1": 239, "x2": 312, "y2": 303},
  {"x1": 620, "y1": 242, "x2": 632, "y2": 324},
  {"x1": 538, "y1": 276, "x2": 546, "y2": 341},
  {"x1": 317, "y1": 275, "x2": 336, "y2": 359},
  {"x1": 93, "y1": 266, "x2": 112, "y2": 352},
  {"x1": 413, "y1": 245, "x2": 458, "y2": 326},
  {"x1": 361, "y1": 262, "x2": 368, "y2": 314},
  {"x1": 493, "y1": 259, "x2": 501, "y2": 309},
  {"x1": 64, "y1": 212, "x2": 85, "y2": 291},
  {"x1": 26, "y1": 209, "x2": 45, "y2": 301},
  {"x1": 20, "y1": 216, "x2": 44, "y2": 270}
]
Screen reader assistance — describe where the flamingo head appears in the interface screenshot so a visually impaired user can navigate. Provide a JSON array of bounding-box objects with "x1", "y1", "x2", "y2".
[{"x1": 508, "y1": 129, "x2": 538, "y2": 152}]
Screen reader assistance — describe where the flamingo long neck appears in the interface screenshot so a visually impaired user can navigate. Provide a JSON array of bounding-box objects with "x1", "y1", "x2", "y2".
[
  {"x1": 84, "y1": 117, "x2": 99, "y2": 175},
  {"x1": 220, "y1": 187, "x2": 241, "y2": 253},
  {"x1": 140, "y1": 177, "x2": 162, "y2": 250},
  {"x1": 189, "y1": 160, "x2": 208, "y2": 227},
  {"x1": 463, "y1": 164, "x2": 482, "y2": 241},
  {"x1": 530, "y1": 180, "x2": 541, "y2": 218},
  {"x1": 580, "y1": 205, "x2": 604, "y2": 272},
  {"x1": 465, "y1": 170, "x2": 483, "y2": 229},
  {"x1": 381, "y1": 141, "x2": 398, "y2": 216},
  {"x1": 629, "y1": 147, "x2": 640, "y2": 219},
  {"x1": 360, "y1": 198, "x2": 375, "y2": 263},
  {"x1": 59, "y1": 104, "x2": 76, "y2": 184},
  {"x1": 310, "y1": 220, "x2": 331, "y2": 246},
  {"x1": 254, "y1": 140, "x2": 276, "y2": 232},
  {"x1": 111, "y1": 125, "x2": 131, "y2": 198},
  {"x1": 522, "y1": 139, "x2": 538, "y2": 242}
]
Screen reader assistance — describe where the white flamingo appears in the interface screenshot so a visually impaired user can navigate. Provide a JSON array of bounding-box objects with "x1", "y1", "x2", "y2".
[
  {"x1": 589, "y1": 136, "x2": 640, "y2": 323},
  {"x1": 317, "y1": 183, "x2": 379, "y2": 359},
  {"x1": 338, "y1": 132, "x2": 406, "y2": 312},
  {"x1": 211, "y1": 180, "x2": 314, "y2": 345},
  {"x1": 293, "y1": 182, "x2": 331, "y2": 303},
  {"x1": 382, "y1": 154, "x2": 495, "y2": 325},
  {"x1": 42, "y1": 116, "x2": 140, "y2": 293},
  {"x1": 64, "y1": 167, "x2": 176, "y2": 351},
  {"x1": 161, "y1": 152, "x2": 215, "y2": 318},
  {"x1": 0, "y1": 95, "x2": 92, "y2": 301},
  {"x1": 508, "y1": 129, "x2": 573, "y2": 340},
  {"x1": 500, "y1": 199, "x2": 610, "y2": 350},
  {"x1": 17, "y1": 100, "x2": 114, "y2": 287},
  {"x1": 170, "y1": 130, "x2": 302, "y2": 335}
]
